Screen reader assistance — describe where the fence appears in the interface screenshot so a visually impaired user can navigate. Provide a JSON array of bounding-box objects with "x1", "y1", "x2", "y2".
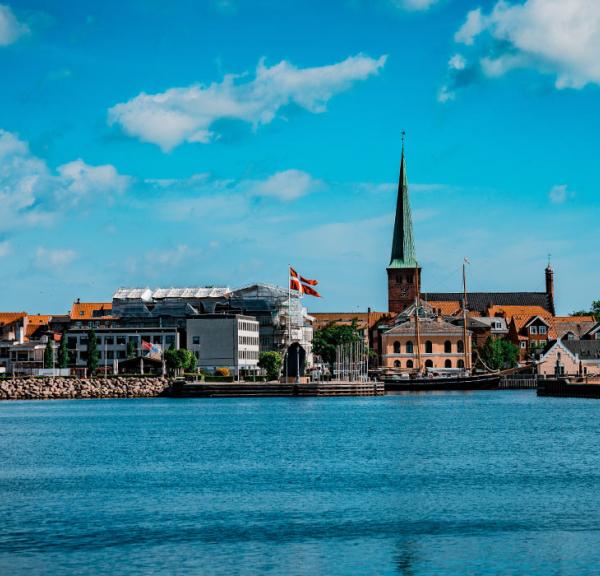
[{"x1": 499, "y1": 374, "x2": 538, "y2": 389}]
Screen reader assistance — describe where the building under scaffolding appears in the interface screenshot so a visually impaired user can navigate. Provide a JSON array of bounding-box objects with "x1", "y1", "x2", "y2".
[{"x1": 111, "y1": 284, "x2": 313, "y2": 362}]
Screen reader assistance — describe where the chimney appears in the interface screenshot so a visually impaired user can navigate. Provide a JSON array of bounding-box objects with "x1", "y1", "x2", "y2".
[{"x1": 545, "y1": 263, "x2": 555, "y2": 315}]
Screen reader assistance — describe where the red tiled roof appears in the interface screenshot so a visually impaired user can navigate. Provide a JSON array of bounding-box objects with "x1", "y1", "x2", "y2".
[
  {"x1": 0, "y1": 312, "x2": 27, "y2": 326},
  {"x1": 70, "y1": 302, "x2": 113, "y2": 320}
]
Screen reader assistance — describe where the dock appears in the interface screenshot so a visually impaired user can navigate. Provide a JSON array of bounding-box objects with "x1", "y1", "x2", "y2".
[
  {"x1": 537, "y1": 378, "x2": 600, "y2": 399},
  {"x1": 169, "y1": 380, "x2": 385, "y2": 398}
]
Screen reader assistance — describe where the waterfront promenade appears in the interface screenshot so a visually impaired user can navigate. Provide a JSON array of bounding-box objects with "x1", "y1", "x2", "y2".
[{"x1": 1, "y1": 391, "x2": 600, "y2": 575}]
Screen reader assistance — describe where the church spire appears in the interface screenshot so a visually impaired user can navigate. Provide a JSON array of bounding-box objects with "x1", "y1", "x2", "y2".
[{"x1": 389, "y1": 132, "x2": 417, "y2": 269}]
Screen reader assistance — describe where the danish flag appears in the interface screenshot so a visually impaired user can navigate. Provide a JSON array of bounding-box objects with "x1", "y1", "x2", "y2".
[{"x1": 290, "y1": 266, "x2": 321, "y2": 297}]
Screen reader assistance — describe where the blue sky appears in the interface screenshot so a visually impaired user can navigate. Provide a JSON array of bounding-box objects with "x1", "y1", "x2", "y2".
[{"x1": 1, "y1": 0, "x2": 599, "y2": 315}]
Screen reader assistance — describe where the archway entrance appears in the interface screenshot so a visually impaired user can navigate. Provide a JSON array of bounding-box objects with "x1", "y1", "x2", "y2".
[{"x1": 283, "y1": 343, "x2": 306, "y2": 379}]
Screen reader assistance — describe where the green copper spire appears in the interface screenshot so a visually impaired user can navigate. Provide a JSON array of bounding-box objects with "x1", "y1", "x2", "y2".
[{"x1": 389, "y1": 133, "x2": 417, "y2": 269}]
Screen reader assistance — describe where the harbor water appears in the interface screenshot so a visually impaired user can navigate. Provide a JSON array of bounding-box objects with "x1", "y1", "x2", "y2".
[{"x1": 1, "y1": 391, "x2": 600, "y2": 575}]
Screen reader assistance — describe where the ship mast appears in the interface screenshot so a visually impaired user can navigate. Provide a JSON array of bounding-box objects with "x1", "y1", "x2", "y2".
[
  {"x1": 462, "y1": 258, "x2": 470, "y2": 374},
  {"x1": 414, "y1": 262, "x2": 422, "y2": 373}
]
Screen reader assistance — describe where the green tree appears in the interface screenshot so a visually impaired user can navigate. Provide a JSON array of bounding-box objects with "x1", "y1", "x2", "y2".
[
  {"x1": 164, "y1": 346, "x2": 196, "y2": 375},
  {"x1": 313, "y1": 320, "x2": 361, "y2": 369},
  {"x1": 126, "y1": 339, "x2": 137, "y2": 359},
  {"x1": 258, "y1": 351, "x2": 283, "y2": 380},
  {"x1": 43, "y1": 339, "x2": 54, "y2": 369},
  {"x1": 571, "y1": 300, "x2": 600, "y2": 321},
  {"x1": 57, "y1": 333, "x2": 69, "y2": 369},
  {"x1": 479, "y1": 337, "x2": 519, "y2": 370},
  {"x1": 87, "y1": 329, "x2": 99, "y2": 375}
]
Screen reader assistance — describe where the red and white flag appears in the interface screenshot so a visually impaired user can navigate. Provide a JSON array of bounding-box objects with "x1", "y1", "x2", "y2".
[{"x1": 290, "y1": 267, "x2": 321, "y2": 297}]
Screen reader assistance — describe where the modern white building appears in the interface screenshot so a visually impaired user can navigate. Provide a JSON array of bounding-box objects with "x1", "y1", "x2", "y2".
[{"x1": 186, "y1": 314, "x2": 260, "y2": 375}]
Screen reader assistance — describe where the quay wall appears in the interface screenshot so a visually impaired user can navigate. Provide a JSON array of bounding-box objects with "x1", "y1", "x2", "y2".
[{"x1": 0, "y1": 377, "x2": 171, "y2": 400}]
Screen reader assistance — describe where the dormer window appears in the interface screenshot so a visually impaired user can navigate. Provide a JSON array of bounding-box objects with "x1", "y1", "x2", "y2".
[{"x1": 539, "y1": 326, "x2": 547, "y2": 335}]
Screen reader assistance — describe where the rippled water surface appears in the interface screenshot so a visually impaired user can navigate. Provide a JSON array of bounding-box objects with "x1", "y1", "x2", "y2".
[{"x1": 1, "y1": 392, "x2": 600, "y2": 575}]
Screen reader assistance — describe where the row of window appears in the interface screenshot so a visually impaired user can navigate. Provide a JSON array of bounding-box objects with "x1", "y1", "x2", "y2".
[
  {"x1": 392, "y1": 340, "x2": 464, "y2": 354},
  {"x1": 69, "y1": 334, "x2": 175, "y2": 348},
  {"x1": 529, "y1": 326, "x2": 547, "y2": 335},
  {"x1": 393, "y1": 359, "x2": 465, "y2": 369},
  {"x1": 239, "y1": 349, "x2": 259, "y2": 360},
  {"x1": 239, "y1": 321, "x2": 258, "y2": 333},
  {"x1": 239, "y1": 336, "x2": 259, "y2": 346}
]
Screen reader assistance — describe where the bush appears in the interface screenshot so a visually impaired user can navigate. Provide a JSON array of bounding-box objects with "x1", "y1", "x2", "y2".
[
  {"x1": 205, "y1": 375, "x2": 235, "y2": 383},
  {"x1": 215, "y1": 367, "x2": 230, "y2": 377}
]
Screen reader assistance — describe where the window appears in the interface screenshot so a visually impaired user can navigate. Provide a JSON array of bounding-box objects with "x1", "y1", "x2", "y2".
[
  {"x1": 425, "y1": 360, "x2": 433, "y2": 368},
  {"x1": 425, "y1": 341, "x2": 433, "y2": 354},
  {"x1": 530, "y1": 326, "x2": 538, "y2": 335},
  {"x1": 166, "y1": 335, "x2": 175, "y2": 347},
  {"x1": 539, "y1": 326, "x2": 547, "y2": 335},
  {"x1": 566, "y1": 332, "x2": 575, "y2": 340},
  {"x1": 105, "y1": 337, "x2": 114, "y2": 345},
  {"x1": 192, "y1": 336, "x2": 200, "y2": 345},
  {"x1": 153, "y1": 335, "x2": 162, "y2": 344},
  {"x1": 394, "y1": 360, "x2": 401, "y2": 368},
  {"x1": 116, "y1": 336, "x2": 126, "y2": 345},
  {"x1": 117, "y1": 350, "x2": 126, "y2": 359},
  {"x1": 520, "y1": 342, "x2": 527, "y2": 349},
  {"x1": 457, "y1": 359, "x2": 465, "y2": 369},
  {"x1": 67, "y1": 337, "x2": 77, "y2": 349},
  {"x1": 444, "y1": 340, "x2": 452, "y2": 354},
  {"x1": 393, "y1": 341, "x2": 401, "y2": 354},
  {"x1": 457, "y1": 340, "x2": 464, "y2": 353},
  {"x1": 445, "y1": 359, "x2": 452, "y2": 368},
  {"x1": 406, "y1": 341, "x2": 414, "y2": 354},
  {"x1": 407, "y1": 360, "x2": 414, "y2": 368}
]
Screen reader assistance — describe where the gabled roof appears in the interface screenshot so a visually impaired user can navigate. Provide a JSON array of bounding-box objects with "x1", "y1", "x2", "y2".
[
  {"x1": 423, "y1": 292, "x2": 552, "y2": 314},
  {"x1": 385, "y1": 316, "x2": 468, "y2": 336},
  {"x1": 524, "y1": 315, "x2": 551, "y2": 328},
  {"x1": 70, "y1": 302, "x2": 113, "y2": 320},
  {"x1": 0, "y1": 312, "x2": 27, "y2": 326},
  {"x1": 553, "y1": 319, "x2": 597, "y2": 340},
  {"x1": 563, "y1": 340, "x2": 600, "y2": 360}
]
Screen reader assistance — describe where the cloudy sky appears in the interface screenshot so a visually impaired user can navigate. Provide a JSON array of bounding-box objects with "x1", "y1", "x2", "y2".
[{"x1": 1, "y1": 0, "x2": 599, "y2": 315}]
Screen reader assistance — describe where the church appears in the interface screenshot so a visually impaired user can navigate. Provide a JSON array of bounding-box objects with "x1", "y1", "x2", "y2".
[{"x1": 313, "y1": 139, "x2": 560, "y2": 373}]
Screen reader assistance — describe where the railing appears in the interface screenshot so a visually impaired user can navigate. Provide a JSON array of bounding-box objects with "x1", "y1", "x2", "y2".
[{"x1": 499, "y1": 374, "x2": 538, "y2": 389}]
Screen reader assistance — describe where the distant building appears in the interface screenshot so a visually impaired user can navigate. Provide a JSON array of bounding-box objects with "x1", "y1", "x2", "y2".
[
  {"x1": 537, "y1": 339, "x2": 600, "y2": 377},
  {"x1": 186, "y1": 315, "x2": 259, "y2": 375},
  {"x1": 380, "y1": 303, "x2": 471, "y2": 371}
]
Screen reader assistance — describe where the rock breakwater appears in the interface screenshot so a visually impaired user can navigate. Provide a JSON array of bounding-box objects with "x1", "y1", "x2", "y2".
[{"x1": 0, "y1": 377, "x2": 171, "y2": 400}]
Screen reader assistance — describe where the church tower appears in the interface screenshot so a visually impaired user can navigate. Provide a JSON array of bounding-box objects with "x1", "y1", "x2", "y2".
[{"x1": 387, "y1": 134, "x2": 421, "y2": 313}]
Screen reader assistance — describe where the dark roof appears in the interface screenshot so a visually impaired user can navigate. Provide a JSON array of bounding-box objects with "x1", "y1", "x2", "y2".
[
  {"x1": 563, "y1": 340, "x2": 600, "y2": 360},
  {"x1": 422, "y1": 292, "x2": 552, "y2": 314}
]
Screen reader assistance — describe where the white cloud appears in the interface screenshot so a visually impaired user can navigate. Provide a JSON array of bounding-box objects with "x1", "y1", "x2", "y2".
[
  {"x1": 549, "y1": 184, "x2": 574, "y2": 204},
  {"x1": 35, "y1": 247, "x2": 77, "y2": 269},
  {"x1": 0, "y1": 4, "x2": 29, "y2": 46},
  {"x1": 248, "y1": 169, "x2": 322, "y2": 201},
  {"x1": 393, "y1": 0, "x2": 440, "y2": 10},
  {"x1": 146, "y1": 244, "x2": 192, "y2": 266},
  {"x1": 449, "y1": 54, "x2": 467, "y2": 70},
  {"x1": 0, "y1": 129, "x2": 129, "y2": 231},
  {"x1": 454, "y1": 0, "x2": 600, "y2": 89},
  {"x1": 108, "y1": 53, "x2": 387, "y2": 151},
  {"x1": 0, "y1": 240, "x2": 10, "y2": 257},
  {"x1": 57, "y1": 159, "x2": 131, "y2": 206}
]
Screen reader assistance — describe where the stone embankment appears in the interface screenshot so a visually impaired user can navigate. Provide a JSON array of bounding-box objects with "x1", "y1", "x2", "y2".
[{"x1": 0, "y1": 377, "x2": 171, "y2": 400}]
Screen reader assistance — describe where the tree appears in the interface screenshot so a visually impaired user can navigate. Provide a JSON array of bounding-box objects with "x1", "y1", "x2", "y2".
[
  {"x1": 313, "y1": 320, "x2": 362, "y2": 369},
  {"x1": 571, "y1": 300, "x2": 600, "y2": 321},
  {"x1": 479, "y1": 337, "x2": 519, "y2": 371},
  {"x1": 258, "y1": 351, "x2": 283, "y2": 381},
  {"x1": 43, "y1": 339, "x2": 54, "y2": 369},
  {"x1": 57, "y1": 333, "x2": 69, "y2": 369},
  {"x1": 87, "y1": 329, "x2": 99, "y2": 375},
  {"x1": 164, "y1": 346, "x2": 197, "y2": 375},
  {"x1": 126, "y1": 339, "x2": 137, "y2": 359}
]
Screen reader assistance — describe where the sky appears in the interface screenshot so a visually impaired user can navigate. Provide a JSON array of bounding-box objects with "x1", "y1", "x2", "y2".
[{"x1": 1, "y1": 0, "x2": 599, "y2": 315}]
